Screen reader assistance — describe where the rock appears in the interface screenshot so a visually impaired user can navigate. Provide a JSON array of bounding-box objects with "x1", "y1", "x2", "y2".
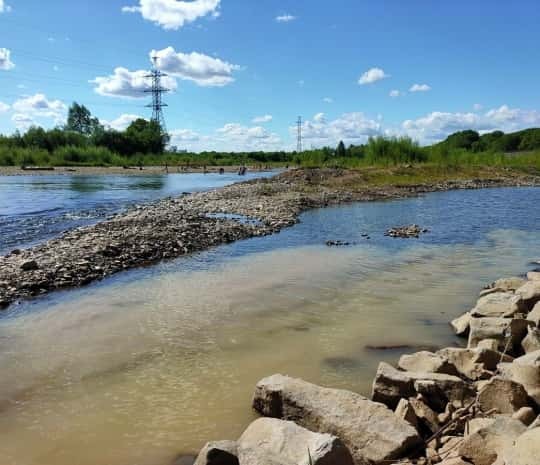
[
  {"x1": 438, "y1": 459, "x2": 472, "y2": 465},
  {"x1": 498, "y1": 350, "x2": 540, "y2": 407},
  {"x1": 237, "y1": 418, "x2": 354, "y2": 465},
  {"x1": 253, "y1": 374, "x2": 421, "y2": 465},
  {"x1": 437, "y1": 348, "x2": 493, "y2": 381},
  {"x1": 512, "y1": 407, "x2": 536, "y2": 426},
  {"x1": 527, "y1": 271, "x2": 540, "y2": 281},
  {"x1": 467, "y1": 317, "x2": 533, "y2": 353},
  {"x1": 470, "y1": 292, "x2": 526, "y2": 318},
  {"x1": 436, "y1": 437, "x2": 463, "y2": 462},
  {"x1": 522, "y1": 326, "x2": 540, "y2": 353},
  {"x1": 398, "y1": 351, "x2": 460, "y2": 376},
  {"x1": 172, "y1": 455, "x2": 197, "y2": 465},
  {"x1": 372, "y1": 362, "x2": 475, "y2": 411},
  {"x1": 394, "y1": 398, "x2": 419, "y2": 430},
  {"x1": 384, "y1": 224, "x2": 427, "y2": 239},
  {"x1": 477, "y1": 376, "x2": 530, "y2": 414},
  {"x1": 458, "y1": 416, "x2": 527, "y2": 465},
  {"x1": 477, "y1": 339, "x2": 500, "y2": 351},
  {"x1": 527, "y1": 302, "x2": 540, "y2": 326},
  {"x1": 408, "y1": 397, "x2": 439, "y2": 435},
  {"x1": 194, "y1": 441, "x2": 238, "y2": 465},
  {"x1": 451, "y1": 313, "x2": 472, "y2": 337},
  {"x1": 501, "y1": 427, "x2": 540, "y2": 465},
  {"x1": 20, "y1": 260, "x2": 39, "y2": 271},
  {"x1": 516, "y1": 281, "x2": 540, "y2": 306},
  {"x1": 491, "y1": 277, "x2": 527, "y2": 292}
]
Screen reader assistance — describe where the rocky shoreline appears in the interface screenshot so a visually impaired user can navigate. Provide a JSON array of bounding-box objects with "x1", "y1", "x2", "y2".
[
  {"x1": 187, "y1": 265, "x2": 540, "y2": 465},
  {"x1": 1, "y1": 168, "x2": 540, "y2": 310}
]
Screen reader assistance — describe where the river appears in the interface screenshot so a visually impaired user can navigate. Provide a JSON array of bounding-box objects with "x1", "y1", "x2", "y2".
[
  {"x1": 0, "y1": 185, "x2": 539, "y2": 465},
  {"x1": 0, "y1": 171, "x2": 276, "y2": 254}
]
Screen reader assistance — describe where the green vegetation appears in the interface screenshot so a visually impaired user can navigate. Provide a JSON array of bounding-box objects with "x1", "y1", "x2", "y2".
[{"x1": 0, "y1": 101, "x2": 539, "y2": 173}]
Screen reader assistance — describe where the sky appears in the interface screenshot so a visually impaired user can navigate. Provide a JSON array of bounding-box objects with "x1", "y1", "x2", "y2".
[{"x1": 0, "y1": 0, "x2": 539, "y2": 152}]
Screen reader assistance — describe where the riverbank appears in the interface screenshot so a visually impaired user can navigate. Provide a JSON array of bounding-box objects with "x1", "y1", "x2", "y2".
[
  {"x1": 189, "y1": 265, "x2": 540, "y2": 465},
  {"x1": 0, "y1": 165, "x2": 275, "y2": 176},
  {"x1": 1, "y1": 166, "x2": 539, "y2": 310}
]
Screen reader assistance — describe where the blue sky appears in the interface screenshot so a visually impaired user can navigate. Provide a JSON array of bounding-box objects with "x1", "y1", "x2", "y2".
[{"x1": 0, "y1": 0, "x2": 539, "y2": 151}]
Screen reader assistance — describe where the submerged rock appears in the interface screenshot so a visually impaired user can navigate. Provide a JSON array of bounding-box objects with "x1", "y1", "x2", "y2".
[
  {"x1": 253, "y1": 374, "x2": 421, "y2": 465},
  {"x1": 384, "y1": 224, "x2": 428, "y2": 239}
]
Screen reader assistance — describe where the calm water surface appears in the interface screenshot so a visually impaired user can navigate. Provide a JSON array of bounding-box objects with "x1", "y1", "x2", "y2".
[
  {"x1": 0, "y1": 187, "x2": 539, "y2": 465},
  {"x1": 0, "y1": 171, "x2": 275, "y2": 253}
]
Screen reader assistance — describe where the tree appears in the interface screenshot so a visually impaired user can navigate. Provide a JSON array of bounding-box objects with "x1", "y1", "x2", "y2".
[
  {"x1": 66, "y1": 102, "x2": 102, "y2": 135},
  {"x1": 124, "y1": 119, "x2": 167, "y2": 155},
  {"x1": 336, "y1": 140, "x2": 347, "y2": 157}
]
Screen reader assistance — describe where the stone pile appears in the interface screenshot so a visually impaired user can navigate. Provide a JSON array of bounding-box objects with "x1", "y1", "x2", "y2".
[
  {"x1": 385, "y1": 225, "x2": 429, "y2": 238},
  {"x1": 190, "y1": 266, "x2": 540, "y2": 465}
]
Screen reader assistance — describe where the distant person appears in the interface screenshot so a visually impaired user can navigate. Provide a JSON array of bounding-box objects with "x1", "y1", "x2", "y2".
[{"x1": 219, "y1": 168, "x2": 225, "y2": 174}]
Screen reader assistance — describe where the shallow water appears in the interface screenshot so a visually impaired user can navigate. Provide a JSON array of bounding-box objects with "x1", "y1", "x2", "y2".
[
  {"x1": 1, "y1": 187, "x2": 539, "y2": 465},
  {"x1": 0, "y1": 171, "x2": 275, "y2": 254}
]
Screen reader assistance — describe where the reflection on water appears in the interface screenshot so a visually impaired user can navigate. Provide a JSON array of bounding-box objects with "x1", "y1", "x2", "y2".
[
  {"x1": 0, "y1": 171, "x2": 275, "y2": 253},
  {"x1": 0, "y1": 187, "x2": 539, "y2": 465}
]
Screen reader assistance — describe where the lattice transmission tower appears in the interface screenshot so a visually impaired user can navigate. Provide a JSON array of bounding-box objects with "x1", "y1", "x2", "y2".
[
  {"x1": 296, "y1": 116, "x2": 303, "y2": 152},
  {"x1": 145, "y1": 57, "x2": 169, "y2": 135}
]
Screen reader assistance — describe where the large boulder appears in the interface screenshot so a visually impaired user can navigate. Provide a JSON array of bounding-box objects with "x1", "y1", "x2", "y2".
[
  {"x1": 470, "y1": 292, "x2": 526, "y2": 318},
  {"x1": 372, "y1": 362, "x2": 475, "y2": 411},
  {"x1": 527, "y1": 272, "x2": 540, "y2": 281},
  {"x1": 398, "y1": 351, "x2": 460, "y2": 376},
  {"x1": 501, "y1": 427, "x2": 540, "y2": 465},
  {"x1": 467, "y1": 317, "x2": 533, "y2": 353},
  {"x1": 194, "y1": 441, "x2": 238, "y2": 465},
  {"x1": 237, "y1": 418, "x2": 354, "y2": 465},
  {"x1": 491, "y1": 277, "x2": 527, "y2": 292},
  {"x1": 522, "y1": 326, "x2": 540, "y2": 353},
  {"x1": 253, "y1": 374, "x2": 421, "y2": 465},
  {"x1": 451, "y1": 312, "x2": 472, "y2": 336},
  {"x1": 527, "y1": 302, "x2": 540, "y2": 326},
  {"x1": 476, "y1": 376, "x2": 530, "y2": 414},
  {"x1": 516, "y1": 281, "x2": 540, "y2": 307},
  {"x1": 437, "y1": 347, "x2": 512, "y2": 381},
  {"x1": 394, "y1": 399, "x2": 419, "y2": 430},
  {"x1": 458, "y1": 416, "x2": 527, "y2": 465},
  {"x1": 498, "y1": 350, "x2": 540, "y2": 407}
]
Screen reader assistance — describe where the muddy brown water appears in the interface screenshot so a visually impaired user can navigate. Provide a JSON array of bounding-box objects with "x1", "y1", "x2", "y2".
[{"x1": 1, "y1": 187, "x2": 539, "y2": 465}]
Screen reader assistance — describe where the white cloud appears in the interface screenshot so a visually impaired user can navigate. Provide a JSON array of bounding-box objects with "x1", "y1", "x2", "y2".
[
  {"x1": 169, "y1": 123, "x2": 283, "y2": 152},
  {"x1": 389, "y1": 90, "x2": 402, "y2": 98},
  {"x1": 169, "y1": 128, "x2": 201, "y2": 145},
  {"x1": 402, "y1": 105, "x2": 540, "y2": 143},
  {"x1": 0, "y1": 101, "x2": 9, "y2": 113},
  {"x1": 151, "y1": 46, "x2": 240, "y2": 87},
  {"x1": 10, "y1": 94, "x2": 66, "y2": 130},
  {"x1": 296, "y1": 112, "x2": 382, "y2": 147},
  {"x1": 409, "y1": 83, "x2": 431, "y2": 92},
  {"x1": 102, "y1": 114, "x2": 143, "y2": 131},
  {"x1": 313, "y1": 112, "x2": 325, "y2": 123},
  {"x1": 358, "y1": 67, "x2": 389, "y2": 85},
  {"x1": 0, "y1": 48, "x2": 14, "y2": 70},
  {"x1": 91, "y1": 67, "x2": 177, "y2": 98},
  {"x1": 12, "y1": 94, "x2": 66, "y2": 123},
  {"x1": 323, "y1": 97, "x2": 333, "y2": 103},
  {"x1": 252, "y1": 114, "x2": 272, "y2": 124},
  {"x1": 122, "y1": 0, "x2": 220, "y2": 30},
  {"x1": 0, "y1": 0, "x2": 12, "y2": 13},
  {"x1": 12, "y1": 114, "x2": 35, "y2": 130},
  {"x1": 276, "y1": 14, "x2": 295, "y2": 23}
]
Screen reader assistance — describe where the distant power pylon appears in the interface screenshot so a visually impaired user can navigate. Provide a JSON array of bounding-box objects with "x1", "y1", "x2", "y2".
[
  {"x1": 296, "y1": 116, "x2": 303, "y2": 152},
  {"x1": 145, "y1": 56, "x2": 169, "y2": 135}
]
